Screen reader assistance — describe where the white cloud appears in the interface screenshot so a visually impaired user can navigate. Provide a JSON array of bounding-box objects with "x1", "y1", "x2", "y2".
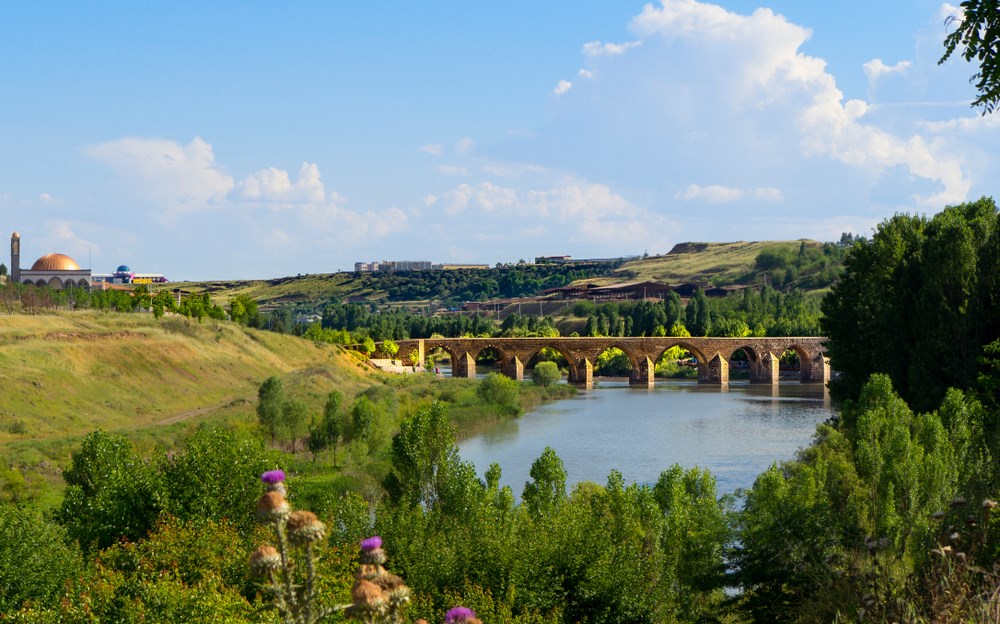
[
  {"x1": 578, "y1": 69, "x2": 595, "y2": 79},
  {"x1": 39, "y1": 192, "x2": 52, "y2": 201},
  {"x1": 236, "y1": 162, "x2": 326, "y2": 203},
  {"x1": 582, "y1": 40, "x2": 642, "y2": 56},
  {"x1": 85, "y1": 136, "x2": 234, "y2": 215},
  {"x1": 418, "y1": 143, "x2": 444, "y2": 156},
  {"x1": 553, "y1": 80, "x2": 573, "y2": 96},
  {"x1": 675, "y1": 184, "x2": 783, "y2": 203},
  {"x1": 455, "y1": 137, "x2": 475, "y2": 154},
  {"x1": 863, "y1": 58, "x2": 912, "y2": 81}
]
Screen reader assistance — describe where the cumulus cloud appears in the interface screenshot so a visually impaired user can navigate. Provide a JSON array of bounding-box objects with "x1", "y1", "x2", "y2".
[
  {"x1": 582, "y1": 40, "x2": 642, "y2": 56},
  {"x1": 553, "y1": 80, "x2": 573, "y2": 95},
  {"x1": 578, "y1": 69, "x2": 595, "y2": 79},
  {"x1": 676, "y1": 184, "x2": 783, "y2": 203},
  {"x1": 455, "y1": 137, "x2": 475, "y2": 154},
  {"x1": 85, "y1": 136, "x2": 234, "y2": 215},
  {"x1": 236, "y1": 162, "x2": 326, "y2": 203}
]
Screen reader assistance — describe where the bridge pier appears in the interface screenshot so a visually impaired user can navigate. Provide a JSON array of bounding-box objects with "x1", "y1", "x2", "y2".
[
  {"x1": 569, "y1": 358, "x2": 593, "y2": 389},
  {"x1": 699, "y1": 354, "x2": 729, "y2": 384},
  {"x1": 502, "y1": 356, "x2": 524, "y2": 382},
  {"x1": 454, "y1": 352, "x2": 476, "y2": 379},
  {"x1": 801, "y1": 353, "x2": 831, "y2": 384},
  {"x1": 630, "y1": 356, "x2": 655, "y2": 388},
  {"x1": 750, "y1": 352, "x2": 779, "y2": 384}
]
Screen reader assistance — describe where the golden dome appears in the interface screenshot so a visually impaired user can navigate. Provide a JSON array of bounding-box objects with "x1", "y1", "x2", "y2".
[{"x1": 31, "y1": 253, "x2": 81, "y2": 271}]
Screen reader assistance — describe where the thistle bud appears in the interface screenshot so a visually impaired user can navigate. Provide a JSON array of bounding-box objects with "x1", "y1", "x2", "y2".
[
  {"x1": 445, "y1": 606, "x2": 481, "y2": 624},
  {"x1": 359, "y1": 535, "x2": 387, "y2": 565},
  {"x1": 260, "y1": 469, "x2": 287, "y2": 496},
  {"x1": 249, "y1": 545, "x2": 281, "y2": 575},
  {"x1": 982, "y1": 499, "x2": 998, "y2": 510},
  {"x1": 950, "y1": 496, "x2": 968, "y2": 508},
  {"x1": 351, "y1": 579, "x2": 385, "y2": 606},
  {"x1": 287, "y1": 510, "x2": 326, "y2": 545},
  {"x1": 256, "y1": 491, "x2": 290, "y2": 524}
]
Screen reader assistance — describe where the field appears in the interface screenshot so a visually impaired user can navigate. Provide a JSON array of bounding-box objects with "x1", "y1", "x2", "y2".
[{"x1": 0, "y1": 311, "x2": 375, "y2": 472}]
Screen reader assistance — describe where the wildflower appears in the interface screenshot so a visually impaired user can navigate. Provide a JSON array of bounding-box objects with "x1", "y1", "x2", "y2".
[
  {"x1": 261, "y1": 469, "x2": 287, "y2": 495},
  {"x1": 982, "y1": 499, "x2": 998, "y2": 510},
  {"x1": 249, "y1": 545, "x2": 281, "y2": 575},
  {"x1": 360, "y1": 535, "x2": 382, "y2": 551},
  {"x1": 287, "y1": 510, "x2": 326, "y2": 545},
  {"x1": 359, "y1": 535, "x2": 387, "y2": 565},
  {"x1": 261, "y1": 469, "x2": 286, "y2": 484},
  {"x1": 445, "y1": 606, "x2": 481, "y2": 624},
  {"x1": 256, "y1": 491, "x2": 290, "y2": 524}
]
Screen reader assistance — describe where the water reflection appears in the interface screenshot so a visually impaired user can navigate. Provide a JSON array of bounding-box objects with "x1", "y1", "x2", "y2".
[{"x1": 458, "y1": 380, "x2": 832, "y2": 498}]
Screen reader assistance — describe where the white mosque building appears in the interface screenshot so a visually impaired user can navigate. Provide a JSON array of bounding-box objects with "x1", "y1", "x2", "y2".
[{"x1": 10, "y1": 232, "x2": 92, "y2": 290}]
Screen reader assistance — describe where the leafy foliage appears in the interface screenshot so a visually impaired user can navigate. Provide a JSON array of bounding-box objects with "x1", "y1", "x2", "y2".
[{"x1": 941, "y1": 0, "x2": 1000, "y2": 114}]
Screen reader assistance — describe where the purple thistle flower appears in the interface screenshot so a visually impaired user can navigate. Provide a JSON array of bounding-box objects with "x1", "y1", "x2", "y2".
[
  {"x1": 359, "y1": 535, "x2": 383, "y2": 551},
  {"x1": 261, "y1": 469, "x2": 286, "y2": 484},
  {"x1": 445, "y1": 606, "x2": 476, "y2": 623}
]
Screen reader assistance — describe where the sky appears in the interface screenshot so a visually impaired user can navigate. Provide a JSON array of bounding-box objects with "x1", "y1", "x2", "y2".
[{"x1": 1, "y1": 1, "x2": 997, "y2": 280}]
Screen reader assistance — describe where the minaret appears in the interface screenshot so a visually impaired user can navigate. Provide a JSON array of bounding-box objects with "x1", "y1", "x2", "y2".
[{"x1": 10, "y1": 232, "x2": 19, "y2": 283}]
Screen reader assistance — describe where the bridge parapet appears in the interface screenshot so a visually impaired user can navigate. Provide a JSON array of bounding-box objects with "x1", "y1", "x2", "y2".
[{"x1": 381, "y1": 336, "x2": 828, "y2": 388}]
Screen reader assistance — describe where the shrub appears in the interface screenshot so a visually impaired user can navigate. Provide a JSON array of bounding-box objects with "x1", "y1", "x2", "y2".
[
  {"x1": 531, "y1": 362, "x2": 561, "y2": 387},
  {"x1": 476, "y1": 373, "x2": 520, "y2": 412}
]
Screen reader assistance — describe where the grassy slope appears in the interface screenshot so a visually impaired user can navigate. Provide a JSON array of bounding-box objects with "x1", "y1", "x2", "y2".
[
  {"x1": 610, "y1": 240, "x2": 819, "y2": 286},
  {"x1": 167, "y1": 273, "x2": 379, "y2": 307},
  {"x1": 0, "y1": 311, "x2": 375, "y2": 453}
]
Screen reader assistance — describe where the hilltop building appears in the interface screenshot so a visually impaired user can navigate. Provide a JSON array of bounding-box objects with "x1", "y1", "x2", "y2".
[
  {"x1": 10, "y1": 232, "x2": 92, "y2": 290},
  {"x1": 354, "y1": 260, "x2": 489, "y2": 273},
  {"x1": 92, "y1": 264, "x2": 168, "y2": 286}
]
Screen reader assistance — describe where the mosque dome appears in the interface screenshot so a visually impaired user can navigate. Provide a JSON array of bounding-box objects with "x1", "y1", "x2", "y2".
[
  {"x1": 30, "y1": 253, "x2": 81, "y2": 271},
  {"x1": 116, "y1": 265, "x2": 131, "y2": 273}
]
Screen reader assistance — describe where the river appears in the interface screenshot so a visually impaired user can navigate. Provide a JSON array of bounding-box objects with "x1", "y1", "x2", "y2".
[{"x1": 458, "y1": 379, "x2": 833, "y2": 498}]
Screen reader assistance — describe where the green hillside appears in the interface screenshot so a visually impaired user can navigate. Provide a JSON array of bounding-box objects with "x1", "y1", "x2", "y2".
[
  {"x1": 610, "y1": 239, "x2": 846, "y2": 294},
  {"x1": 0, "y1": 311, "x2": 374, "y2": 456}
]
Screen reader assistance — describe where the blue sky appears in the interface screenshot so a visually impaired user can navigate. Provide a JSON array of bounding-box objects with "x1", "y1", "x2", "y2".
[{"x1": 1, "y1": 1, "x2": 996, "y2": 280}]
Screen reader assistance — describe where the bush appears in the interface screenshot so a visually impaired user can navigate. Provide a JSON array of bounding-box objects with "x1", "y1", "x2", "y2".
[
  {"x1": 476, "y1": 372, "x2": 520, "y2": 412},
  {"x1": 531, "y1": 362, "x2": 561, "y2": 387}
]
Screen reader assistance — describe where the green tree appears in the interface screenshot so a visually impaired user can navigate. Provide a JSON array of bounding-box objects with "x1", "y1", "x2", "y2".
[
  {"x1": 382, "y1": 338, "x2": 399, "y2": 360},
  {"x1": 521, "y1": 446, "x2": 567, "y2": 517},
  {"x1": 281, "y1": 399, "x2": 309, "y2": 452},
  {"x1": 821, "y1": 198, "x2": 999, "y2": 409},
  {"x1": 159, "y1": 426, "x2": 274, "y2": 533},
  {"x1": 531, "y1": 361, "x2": 561, "y2": 387},
  {"x1": 58, "y1": 430, "x2": 163, "y2": 550},
  {"x1": 349, "y1": 395, "x2": 376, "y2": 441},
  {"x1": 228, "y1": 293, "x2": 259, "y2": 325},
  {"x1": 0, "y1": 503, "x2": 84, "y2": 612},
  {"x1": 384, "y1": 402, "x2": 462, "y2": 511},
  {"x1": 256, "y1": 376, "x2": 285, "y2": 441},
  {"x1": 941, "y1": 0, "x2": 1000, "y2": 113}
]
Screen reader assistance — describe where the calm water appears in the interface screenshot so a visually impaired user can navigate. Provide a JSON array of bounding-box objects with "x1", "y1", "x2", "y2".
[{"x1": 458, "y1": 380, "x2": 833, "y2": 497}]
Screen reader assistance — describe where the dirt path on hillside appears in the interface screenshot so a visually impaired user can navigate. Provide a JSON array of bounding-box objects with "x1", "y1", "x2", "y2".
[{"x1": 151, "y1": 396, "x2": 253, "y2": 426}]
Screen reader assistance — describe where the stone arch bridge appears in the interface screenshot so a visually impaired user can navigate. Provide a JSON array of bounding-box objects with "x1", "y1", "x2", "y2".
[{"x1": 377, "y1": 337, "x2": 828, "y2": 389}]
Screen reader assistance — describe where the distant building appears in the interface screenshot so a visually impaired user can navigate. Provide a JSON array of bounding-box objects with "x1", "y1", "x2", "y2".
[
  {"x1": 11, "y1": 232, "x2": 92, "y2": 290},
  {"x1": 354, "y1": 260, "x2": 487, "y2": 273},
  {"x1": 534, "y1": 255, "x2": 573, "y2": 264},
  {"x1": 92, "y1": 264, "x2": 168, "y2": 286}
]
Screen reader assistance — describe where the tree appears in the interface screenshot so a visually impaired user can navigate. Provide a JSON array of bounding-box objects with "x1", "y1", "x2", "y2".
[
  {"x1": 281, "y1": 399, "x2": 309, "y2": 452},
  {"x1": 0, "y1": 263, "x2": 7, "y2": 277},
  {"x1": 0, "y1": 504, "x2": 83, "y2": 612},
  {"x1": 256, "y1": 376, "x2": 285, "y2": 441},
  {"x1": 821, "y1": 198, "x2": 999, "y2": 409},
  {"x1": 349, "y1": 395, "x2": 376, "y2": 441},
  {"x1": 941, "y1": 1, "x2": 1000, "y2": 114},
  {"x1": 521, "y1": 446, "x2": 567, "y2": 517},
  {"x1": 58, "y1": 430, "x2": 163, "y2": 550},
  {"x1": 308, "y1": 390, "x2": 346, "y2": 464},
  {"x1": 228, "y1": 294, "x2": 259, "y2": 325},
  {"x1": 384, "y1": 402, "x2": 462, "y2": 510},
  {"x1": 382, "y1": 338, "x2": 399, "y2": 360},
  {"x1": 532, "y1": 361, "x2": 561, "y2": 387}
]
